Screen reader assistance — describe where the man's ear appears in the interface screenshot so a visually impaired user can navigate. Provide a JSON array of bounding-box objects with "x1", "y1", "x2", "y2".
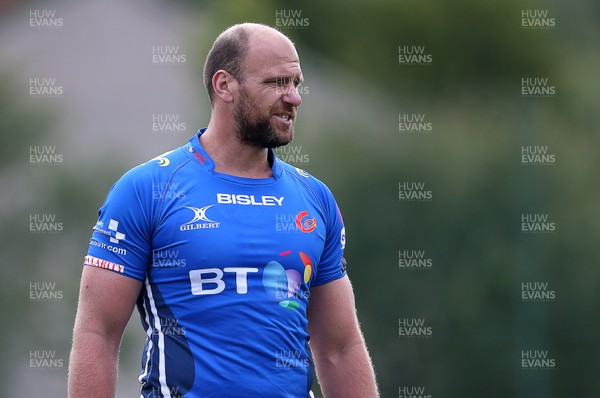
[{"x1": 212, "y1": 70, "x2": 238, "y2": 104}]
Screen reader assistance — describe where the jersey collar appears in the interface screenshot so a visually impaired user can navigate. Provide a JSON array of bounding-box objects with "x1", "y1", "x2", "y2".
[{"x1": 184, "y1": 128, "x2": 283, "y2": 180}]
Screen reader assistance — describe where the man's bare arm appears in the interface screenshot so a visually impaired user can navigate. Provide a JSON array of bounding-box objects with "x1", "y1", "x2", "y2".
[
  {"x1": 307, "y1": 276, "x2": 379, "y2": 398},
  {"x1": 68, "y1": 266, "x2": 142, "y2": 398}
]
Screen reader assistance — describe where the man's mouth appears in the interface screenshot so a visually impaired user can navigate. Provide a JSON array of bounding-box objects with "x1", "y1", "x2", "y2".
[{"x1": 273, "y1": 112, "x2": 295, "y2": 125}]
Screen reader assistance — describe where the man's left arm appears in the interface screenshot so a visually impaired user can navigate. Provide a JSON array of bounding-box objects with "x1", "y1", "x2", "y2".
[{"x1": 307, "y1": 275, "x2": 379, "y2": 398}]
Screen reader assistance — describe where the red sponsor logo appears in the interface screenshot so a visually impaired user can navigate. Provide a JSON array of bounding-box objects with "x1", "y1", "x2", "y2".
[
  {"x1": 194, "y1": 152, "x2": 206, "y2": 165},
  {"x1": 295, "y1": 210, "x2": 316, "y2": 233},
  {"x1": 84, "y1": 255, "x2": 125, "y2": 274}
]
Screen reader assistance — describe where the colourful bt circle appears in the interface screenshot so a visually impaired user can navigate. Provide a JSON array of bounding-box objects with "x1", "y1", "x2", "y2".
[{"x1": 262, "y1": 250, "x2": 313, "y2": 310}]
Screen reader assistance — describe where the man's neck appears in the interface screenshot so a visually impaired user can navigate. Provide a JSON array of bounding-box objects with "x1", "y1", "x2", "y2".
[{"x1": 200, "y1": 122, "x2": 273, "y2": 179}]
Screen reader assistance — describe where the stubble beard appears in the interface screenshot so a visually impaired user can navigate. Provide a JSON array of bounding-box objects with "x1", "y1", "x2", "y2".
[{"x1": 234, "y1": 89, "x2": 295, "y2": 149}]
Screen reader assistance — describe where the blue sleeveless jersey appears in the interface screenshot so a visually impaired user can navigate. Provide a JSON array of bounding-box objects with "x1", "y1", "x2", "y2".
[{"x1": 84, "y1": 129, "x2": 347, "y2": 397}]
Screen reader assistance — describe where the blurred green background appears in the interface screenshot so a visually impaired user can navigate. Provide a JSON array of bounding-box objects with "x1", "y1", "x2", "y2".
[{"x1": 1, "y1": 0, "x2": 599, "y2": 397}]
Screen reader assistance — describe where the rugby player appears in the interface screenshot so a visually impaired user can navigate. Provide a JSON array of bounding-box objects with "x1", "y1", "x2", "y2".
[{"x1": 68, "y1": 23, "x2": 378, "y2": 398}]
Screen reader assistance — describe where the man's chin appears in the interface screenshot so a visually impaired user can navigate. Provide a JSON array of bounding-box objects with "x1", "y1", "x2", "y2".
[
  {"x1": 235, "y1": 120, "x2": 294, "y2": 148},
  {"x1": 271, "y1": 131, "x2": 294, "y2": 148}
]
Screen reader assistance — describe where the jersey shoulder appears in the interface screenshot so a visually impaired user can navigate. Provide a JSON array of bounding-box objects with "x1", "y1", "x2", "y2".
[
  {"x1": 279, "y1": 161, "x2": 336, "y2": 202},
  {"x1": 116, "y1": 146, "x2": 191, "y2": 188}
]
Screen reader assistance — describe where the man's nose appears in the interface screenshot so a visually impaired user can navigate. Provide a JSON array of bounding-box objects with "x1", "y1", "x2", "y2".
[{"x1": 282, "y1": 86, "x2": 302, "y2": 107}]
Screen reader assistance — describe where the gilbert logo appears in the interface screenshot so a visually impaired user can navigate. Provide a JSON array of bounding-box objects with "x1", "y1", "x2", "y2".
[
  {"x1": 179, "y1": 205, "x2": 221, "y2": 231},
  {"x1": 295, "y1": 210, "x2": 316, "y2": 233}
]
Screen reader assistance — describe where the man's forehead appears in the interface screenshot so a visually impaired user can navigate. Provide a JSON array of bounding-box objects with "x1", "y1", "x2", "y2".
[{"x1": 244, "y1": 32, "x2": 301, "y2": 72}]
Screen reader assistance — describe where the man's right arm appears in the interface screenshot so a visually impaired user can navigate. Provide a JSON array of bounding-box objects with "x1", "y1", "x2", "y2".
[{"x1": 68, "y1": 265, "x2": 143, "y2": 398}]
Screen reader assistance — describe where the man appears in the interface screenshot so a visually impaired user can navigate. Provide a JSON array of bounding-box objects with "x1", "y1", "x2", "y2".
[{"x1": 68, "y1": 23, "x2": 378, "y2": 398}]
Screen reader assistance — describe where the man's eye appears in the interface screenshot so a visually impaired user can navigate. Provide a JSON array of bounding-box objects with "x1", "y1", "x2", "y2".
[{"x1": 277, "y1": 78, "x2": 290, "y2": 86}]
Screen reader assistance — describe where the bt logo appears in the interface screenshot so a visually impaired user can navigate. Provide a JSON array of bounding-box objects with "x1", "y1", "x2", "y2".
[
  {"x1": 188, "y1": 250, "x2": 313, "y2": 310},
  {"x1": 189, "y1": 267, "x2": 258, "y2": 295},
  {"x1": 263, "y1": 250, "x2": 313, "y2": 309}
]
